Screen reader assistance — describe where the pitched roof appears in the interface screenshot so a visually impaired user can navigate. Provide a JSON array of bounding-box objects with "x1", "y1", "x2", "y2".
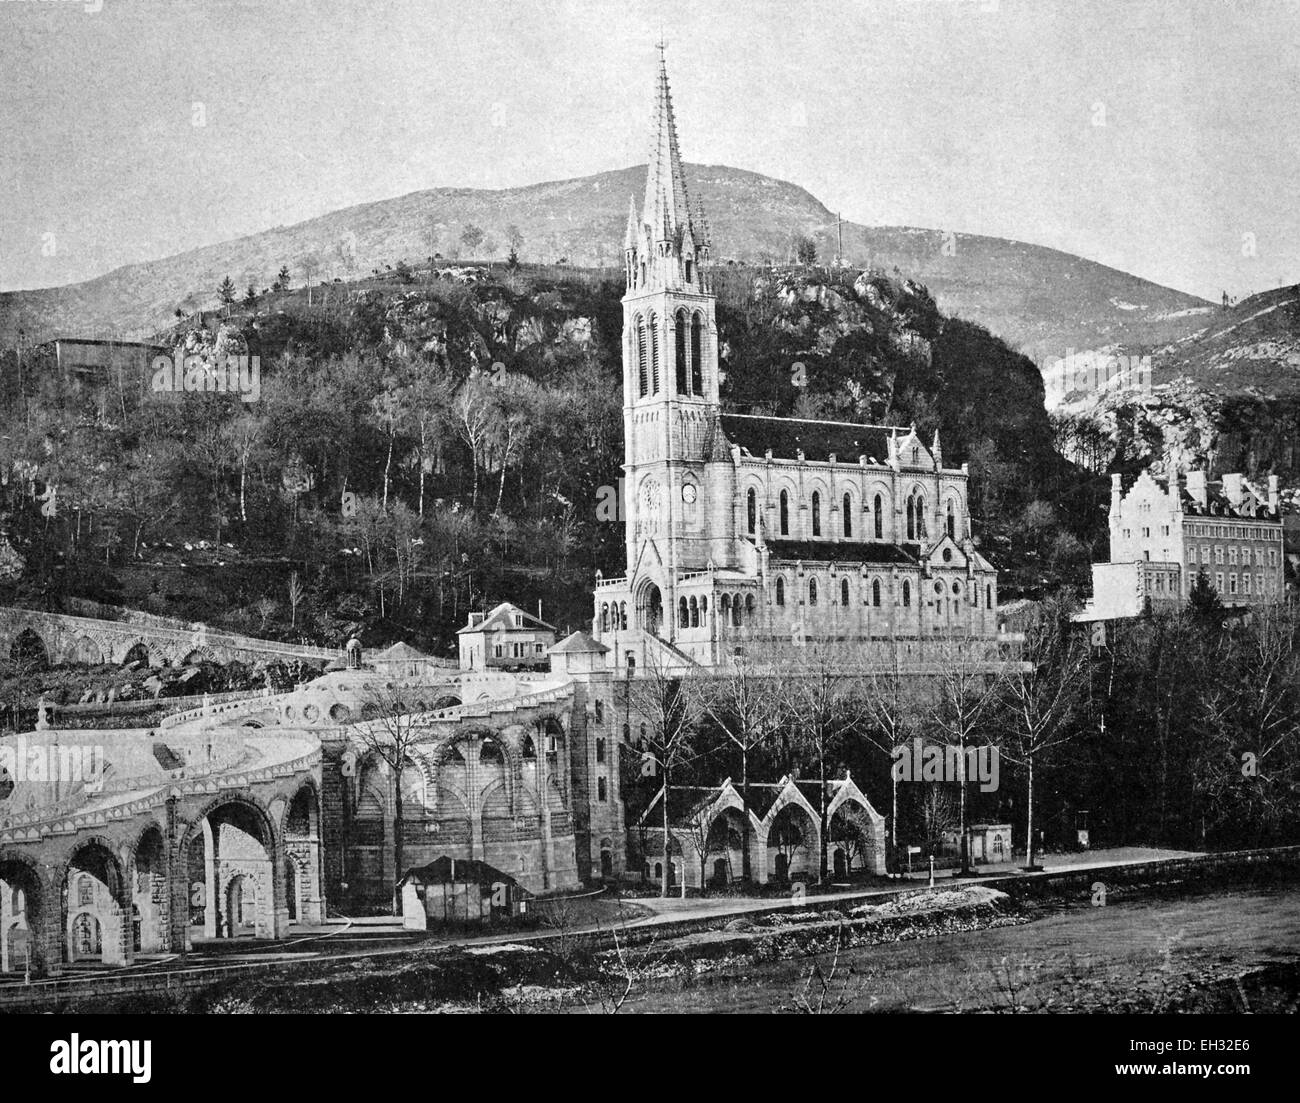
[
  {"x1": 720, "y1": 414, "x2": 901, "y2": 464},
  {"x1": 549, "y1": 630, "x2": 610, "y2": 655},
  {"x1": 765, "y1": 539, "x2": 920, "y2": 565},
  {"x1": 456, "y1": 602, "x2": 558, "y2": 635},
  {"x1": 399, "y1": 856, "x2": 521, "y2": 889},
  {"x1": 374, "y1": 641, "x2": 428, "y2": 660}
]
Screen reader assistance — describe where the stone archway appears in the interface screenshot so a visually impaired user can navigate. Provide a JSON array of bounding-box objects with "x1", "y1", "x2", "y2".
[
  {"x1": 63, "y1": 839, "x2": 131, "y2": 966},
  {"x1": 636, "y1": 579, "x2": 664, "y2": 636},
  {"x1": 283, "y1": 783, "x2": 323, "y2": 925},
  {"x1": 130, "y1": 823, "x2": 168, "y2": 953},
  {"x1": 182, "y1": 797, "x2": 282, "y2": 943},
  {"x1": 9, "y1": 628, "x2": 49, "y2": 670},
  {"x1": 766, "y1": 802, "x2": 817, "y2": 885},
  {"x1": 0, "y1": 852, "x2": 46, "y2": 976}
]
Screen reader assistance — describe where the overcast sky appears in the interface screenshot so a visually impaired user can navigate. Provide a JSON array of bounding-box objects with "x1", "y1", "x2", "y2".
[{"x1": 2, "y1": 0, "x2": 1298, "y2": 300}]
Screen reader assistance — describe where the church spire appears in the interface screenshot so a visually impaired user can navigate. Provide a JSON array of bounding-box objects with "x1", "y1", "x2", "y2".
[
  {"x1": 623, "y1": 195, "x2": 639, "y2": 251},
  {"x1": 642, "y1": 48, "x2": 696, "y2": 249}
]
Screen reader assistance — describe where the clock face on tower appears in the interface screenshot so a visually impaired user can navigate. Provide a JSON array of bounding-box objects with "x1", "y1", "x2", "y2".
[{"x1": 681, "y1": 483, "x2": 697, "y2": 505}]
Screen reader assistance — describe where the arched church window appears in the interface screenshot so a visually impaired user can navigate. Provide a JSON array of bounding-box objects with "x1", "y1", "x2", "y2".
[
  {"x1": 601, "y1": 603, "x2": 609, "y2": 632},
  {"x1": 721, "y1": 594, "x2": 731, "y2": 620},
  {"x1": 906, "y1": 498, "x2": 915, "y2": 541},
  {"x1": 679, "y1": 597, "x2": 689, "y2": 629},
  {"x1": 946, "y1": 500, "x2": 956, "y2": 539},
  {"x1": 620, "y1": 602, "x2": 628, "y2": 630},
  {"x1": 843, "y1": 493, "x2": 853, "y2": 537},
  {"x1": 874, "y1": 494, "x2": 883, "y2": 539},
  {"x1": 745, "y1": 594, "x2": 755, "y2": 618},
  {"x1": 649, "y1": 314, "x2": 660, "y2": 394},
  {"x1": 812, "y1": 491, "x2": 821, "y2": 537},
  {"x1": 675, "y1": 311, "x2": 688, "y2": 394},
  {"x1": 689, "y1": 596, "x2": 699, "y2": 627},
  {"x1": 775, "y1": 577, "x2": 785, "y2": 606},
  {"x1": 779, "y1": 490, "x2": 790, "y2": 535},
  {"x1": 747, "y1": 488, "x2": 757, "y2": 535},
  {"x1": 841, "y1": 578, "x2": 850, "y2": 606},
  {"x1": 732, "y1": 593, "x2": 742, "y2": 626},
  {"x1": 986, "y1": 584, "x2": 992, "y2": 608},
  {"x1": 917, "y1": 495, "x2": 927, "y2": 539},
  {"x1": 809, "y1": 579, "x2": 818, "y2": 606},
  {"x1": 691, "y1": 314, "x2": 703, "y2": 394},
  {"x1": 636, "y1": 316, "x2": 648, "y2": 398},
  {"x1": 872, "y1": 579, "x2": 882, "y2": 607},
  {"x1": 902, "y1": 581, "x2": 911, "y2": 607}
]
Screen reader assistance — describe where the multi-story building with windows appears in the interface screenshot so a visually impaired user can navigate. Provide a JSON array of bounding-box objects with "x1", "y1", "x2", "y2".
[
  {"x1": 1078, "y1": 467, "x2": 1285, "y2": 620},
  {"x1": 590, "y1": 53, "x2": 999, "y2": 669}
]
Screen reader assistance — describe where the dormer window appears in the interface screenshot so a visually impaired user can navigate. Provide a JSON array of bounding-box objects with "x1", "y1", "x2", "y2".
[{"x1": 514, "y1": 614, "x2": 523, "y2": 627}]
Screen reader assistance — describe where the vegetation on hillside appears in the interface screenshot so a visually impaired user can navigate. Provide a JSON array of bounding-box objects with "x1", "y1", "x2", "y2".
[{"x1": 0, "y1": 262, "x2": 1102, "y2": 654}]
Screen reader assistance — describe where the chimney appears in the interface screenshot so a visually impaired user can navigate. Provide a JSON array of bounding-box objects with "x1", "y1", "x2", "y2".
[
  {"x1": 1269, "y1": 474, "x2": 1280, "y2": 514},
  {"x1": 1167, "y1": 467, "x2": 1181, "y2": 512},
  {"x1": 1110, "y1": 473, "x2": 1123, "y2": 515},
  {"x1": 1186, "y1": 470, "x2": 1208, "y2": 509},
  {"x1": 1222, "y1": 473, "x2": 1244, "y2": 506}
]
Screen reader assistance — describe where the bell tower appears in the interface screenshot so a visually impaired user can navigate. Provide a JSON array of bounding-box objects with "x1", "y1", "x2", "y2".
[{"x1": 621, "y1": 47, "x2": 722, "y2": 589}]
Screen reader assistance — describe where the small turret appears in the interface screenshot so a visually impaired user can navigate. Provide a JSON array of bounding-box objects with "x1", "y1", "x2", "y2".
[{"x1": 932, "y1": 428, "x2": 943, "y2": 468}]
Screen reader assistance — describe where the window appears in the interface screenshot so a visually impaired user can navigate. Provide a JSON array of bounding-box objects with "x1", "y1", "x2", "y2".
[
  {"x1": 746, "y1": 594, "x2": 755, "y2": 619},
  {"x1": 775, "y1": 578, "x2": 785, "y2": 606},
  {"x1": 601, "y1": 603, "x2": 609, "y2": 632},
  {"x1": 691, "y1": 314, "x2": 703, "y2": 394},
  {"x1": 1229, "y1": 547, "x2": 1237, "y2": 566},
  {"x1": 535, "y1": 642, "x2": 544, "y2": 654},
  {"x1": 679, "y1": 597, "x2": 689, "y2": 629},
  {"x1": 1142, "y1": 527, "x2": 1150, "y2": 539},
  {"x1": 906, "y1": 497, "x2": 915, "y2": 541},
  {"x1": 675, "y1": 312, "x2": 687, "y2": 393},
  {"x1": 902, "y1": 581, "x2": 911, "y2": 607},
  {"x1": 626, "y1": 652, "x2": 636, "y2": 671},
  {"x1": 649, "y1": 314, "x2": 660, "y2": 394},
  {"x1": 1244, "y1": 572, "x2": 1253, "y2": 594},
  {"x1": 1257, "y1": 573, "x2": 1265, "y2": 594},
  {"x1": 1270, "y1": 549, "x2": 1278, "y2": 567},
  {"x1": 78, "y1": 875, "x2": 94, "y2": 907},
  {"x1": 596, "y1": 737, "x2": 606, "y2": 764},
  {"x1": 597, "y1": 777, "x2": 607, "y2": 802},
  {"x1": 779, "y1": 490, "x2": 790, "y2": 535},
  {"x1": 1186, "y1": 547, "x2": 1196, "y2": 564},
  {"x1": 690, "y1": 596, "x2": 700, "y2": 627},
  {"x1": 872, "y1": 579, "x2": 881, "y2": 607},
  {"x1": 843, "y1": 493, "x2": 852, "y2": 537},
  {"x1": 1202, "y1": 545, "x2": 1210, "y2": 564},
  {"x1": 595, "y1": 701, "x2": 604, "y2": 723},
  {"x1": 620, "y1": 602, "x2": 628, "y2": 630},
  {"x1": 636, "y1": 316, "x2": 647, "y2": 397},
  {"x1": 513, "y1": 614, "x2": 523, "y2": 626},
  {"x1": 494, "y1": 644, "x2": 503, "y2": 658},
  {"x1": 874, "y1": 495, "x2": 883, "y2": 539},
  {"x1": 812, "y1": 492, "x2": 821, "y2": 537},
  {"x1": 809, "y1": 579, "x2": 818, "y2": 606},
  {"x1": 747, "y1": 488, "x2": 757, "y2": 534},
  {"x1": 732, "y1": 593, "x2": 742, "y2": 626},
  {"x1": 1215, "y1": 572, "x2": 1224, "y2": 592},
  {"x1": 841, "y1": 578, "x2": 850, "y2": 606},
  {"x1": 946, "y1": 500, "x2": 956, "y2": 539},
  {"x1": 1215, "y1": 546, "x2": 1224, "y2": 565},
  {"x1": 1229, "y1": 573, "x2": 1238, "y2": 595},
  {"x1": 986, "y1": 584, "x2": 992, "y2": 607}
]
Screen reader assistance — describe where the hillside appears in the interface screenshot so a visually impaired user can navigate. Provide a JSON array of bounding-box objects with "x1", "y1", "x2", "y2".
[
  {"x1": 0, "y1": 261, "x2": 1099, "y2": 652},
  {"x1": 0, "y1": 163, "x2": 1209, "y2": 362}
]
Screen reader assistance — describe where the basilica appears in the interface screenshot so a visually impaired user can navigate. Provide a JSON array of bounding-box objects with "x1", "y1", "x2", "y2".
[{"x1": 592, "y1": 55, "x2": 1000, "y2": 670}]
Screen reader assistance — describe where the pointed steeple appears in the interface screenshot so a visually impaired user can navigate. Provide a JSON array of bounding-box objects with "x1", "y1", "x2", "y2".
[
  {"x1": 642, "y1": 49, "x2": 696, "y2": 248},
  {"x1": 932, "y1": 427, "x2": 943, "y2": 467},
  {"x1": 623, "y1": 195, "x2": 639, "y2": 251}
]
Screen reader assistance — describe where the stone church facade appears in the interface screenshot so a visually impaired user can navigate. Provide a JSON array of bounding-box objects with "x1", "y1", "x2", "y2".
[{"x1": 592, "y1": 55, "x2": 999, "y2": 669}]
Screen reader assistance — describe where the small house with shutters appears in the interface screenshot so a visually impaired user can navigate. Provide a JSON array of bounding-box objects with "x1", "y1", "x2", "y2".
[{"x1": 457, "y1": 602, "x2": 558, "y2": 671}]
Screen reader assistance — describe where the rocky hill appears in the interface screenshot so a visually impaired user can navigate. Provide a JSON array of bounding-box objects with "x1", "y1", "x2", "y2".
[{"x1": 0, "y1": 163, "x2": 1209, "y2": 362}]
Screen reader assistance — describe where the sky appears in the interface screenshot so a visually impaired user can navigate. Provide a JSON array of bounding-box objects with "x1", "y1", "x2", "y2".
[{"x1": 1, "y1": 0, "x2": 1298, "y2": 300}]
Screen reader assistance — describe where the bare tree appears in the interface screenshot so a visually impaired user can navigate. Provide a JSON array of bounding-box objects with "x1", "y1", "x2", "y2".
[
  {"x1": 627, "y1": 652, "x2": 698, "y2": 897},
  {"x1": 780, "y1": 635, "x2": 870, "y2": 881},
  {"x1": 998, "y1": 597, "x2": 1087, "y2": 868},
  {"x1": 928, "y1": 639, "x2": 1006, "y2": 875},
  {"x1": 349, "y1": 688, "x2": 439, "y2": 914},
  {"x1": 686, "y1": 645, "x2": 785, "y2": 881},
  {"x1": 287, "y1": 570, "x2": 305, "y2": 629}
]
